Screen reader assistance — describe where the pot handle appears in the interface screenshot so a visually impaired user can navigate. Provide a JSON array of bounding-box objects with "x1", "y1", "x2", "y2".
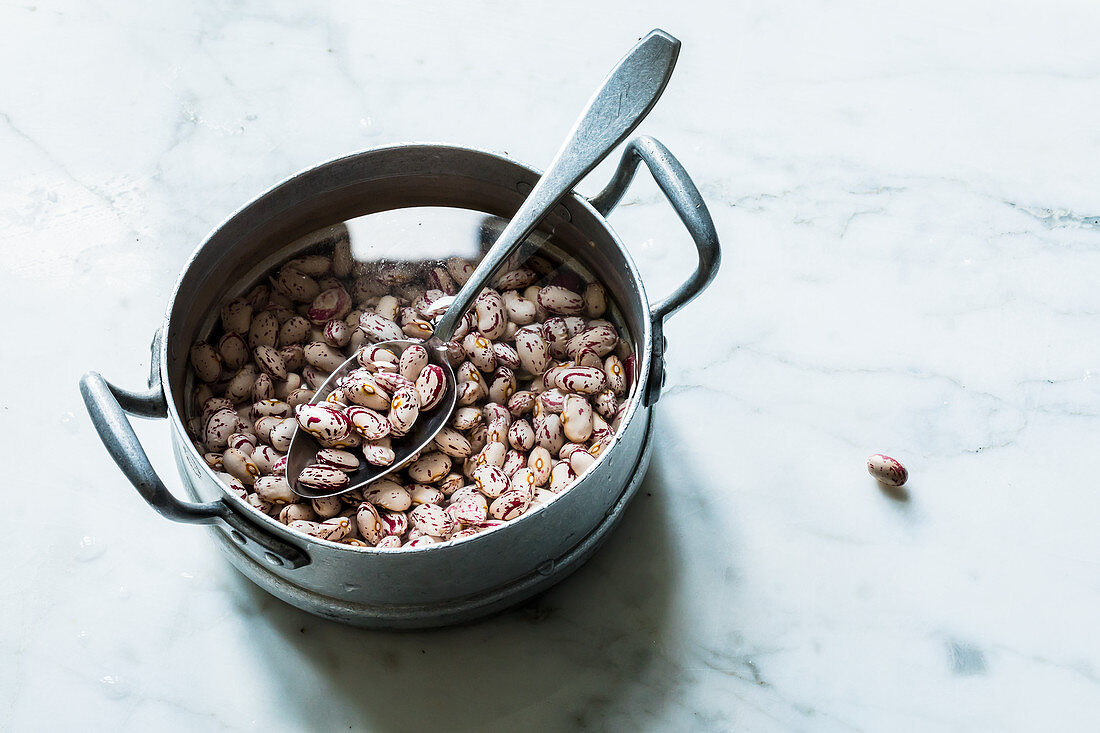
[
  {"x1": 79, "y1": 331, "x2": 309, "y2": 568},
  {"x1": 589, "y1": 136, "x2": 721, "y2": 405}
]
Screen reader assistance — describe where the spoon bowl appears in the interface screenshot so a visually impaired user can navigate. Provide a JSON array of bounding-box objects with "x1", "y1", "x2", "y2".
[{"x1": 287, "y1": 340, "x2": 457, "y2": 499}]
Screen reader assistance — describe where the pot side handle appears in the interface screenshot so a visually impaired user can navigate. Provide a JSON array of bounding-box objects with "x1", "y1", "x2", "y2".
[
  {"x1": 589, "y1": 136, "x2": 721, "y2": 405},
  {"x1": 79, "y1": 334, "x2": 308, "y2": 568}
]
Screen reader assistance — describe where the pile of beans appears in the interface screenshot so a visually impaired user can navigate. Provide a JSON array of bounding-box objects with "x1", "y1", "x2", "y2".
[{"x1": 187, "y1": 228, "x2": 634, "y2": 549}]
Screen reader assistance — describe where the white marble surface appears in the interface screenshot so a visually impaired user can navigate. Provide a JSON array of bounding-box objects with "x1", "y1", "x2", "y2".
[{"x1": 4, "y1": 1, "x2": 1100, "y2": 730}]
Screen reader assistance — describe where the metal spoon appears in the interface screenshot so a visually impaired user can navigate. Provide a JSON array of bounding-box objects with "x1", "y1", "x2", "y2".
[{"x1": 288, "y1": 28, "x2": 681, "y2": 498}]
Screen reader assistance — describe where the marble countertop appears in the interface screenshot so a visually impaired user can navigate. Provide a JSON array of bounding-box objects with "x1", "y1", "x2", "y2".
[{"x1": 4, "y1": 1, "x2": 1099, "y2": 730}]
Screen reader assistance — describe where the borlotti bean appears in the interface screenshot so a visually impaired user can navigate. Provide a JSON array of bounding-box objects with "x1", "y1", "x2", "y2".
[
  {"x1": 186, "y1": 242, "x2": 637, "y2": 550},
  {"x1": 867, "y1": 454, "x2": 908, "y2": 487}
]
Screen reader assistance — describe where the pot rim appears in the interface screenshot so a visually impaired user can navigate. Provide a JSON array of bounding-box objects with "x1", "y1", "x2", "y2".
[{"x1": 159, "y1": 142, "x2": 654, "y2": 555}]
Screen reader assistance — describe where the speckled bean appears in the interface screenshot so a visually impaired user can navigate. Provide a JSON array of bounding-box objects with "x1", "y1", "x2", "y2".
[
  {"x1": 295, "y1": 403, "x2": 351, "y2": 444},
  {"x1": 268, "y1": 418, "x2": 298, "y2": 452},
  {"x1": 307, "y1": 286, "x2": 352, "y2": 325},
  {"x1": 251, "y1": 373, "x2": 275, "y2": 403},
  {"x1": 323, "y1": 319, "x2": 352, "y2": 348},
  {"x1": 362, "y1": 439, "x2": 396, "y2": 467},
  {"x1": 253, "y1": 345, "x2": 287, "y2": 380},
  {"x1": 451, "y1": 492, "x2": 489, "y2": 523},
  {"x1": 227, "y1": 432, "x2": 256, "y2": 455},
  {"x1": 484, "y1": 416, "x2": 508, "y2": 445},
  {"x1": 414, "y1": 364, "x2": 447, "y2": 411},
  {"x1": 388, "y1": 385, "x2": 420, "y2": 437},
  {"x1": 495, "y1": 268, "x2": 538, "y2": 291},
  {"x1": 248, "y1": 492, "x2": 274, "y2": 513},
  {"x1": 398, "y1": 345, "x2": 429, "y2": 382},
  {"x1": 364, "y1": 480, "x2": 412, "y2": 511},
  {"x1": 409, "y1": 503, "x2": 454, "y2": 538},
  {"x1": 217, "y1": 332, "x2": 250, "y2": 371},
  {"x1": 515, "y1": 329, "x2": 550, "y2": 375},
  {"x1": 318, "y1": 515, "x2": 353, "y2": 541},
  {"x1": 475, "y1": 290, "x2": 507, "y2": 340},
  {"x1": 591, "y1": 413, "x2": 614, "y2": 444},
  {"x1": 285, "y1": 387, "x2": 316, "y2": 409},
  {"x1": 502, "y1": 290, "x2": 538, "y2": 325},
  {"x1": 372, "y1": 371, "x2": 413, "y2": 395},
  {"x1": 502, "y1": 449, "x2": 526, "y2": 477},
  {"x1": 255, "y1": 475, "x2": 296, "y2": 504},
  {"x1": 536, "y1": 388, "x2": 567, "y2": 415},
  {"x1": 549, "y1": 461, "x2": 577, "y2": 491},
  {"x1": 316, "y1": 448, "x2": 359, "y2": 472},
  {"x1": 251, "y1": 445, "x2": 282, "y2": 474},
  {"x1": 534, "y1": 413, "x2": 565, "y2": 454},
  {"x1": 487, "y1": 367, "x2": 516, "y2": 403},
  {"x1": 433, "y1": 427, "x2": 472, "y2": 458},
  {"x1": 867, "y1": 454, "x2": 908, "y2": 487},
  {"x1": 279, "y1": 503, "x2": 316, "y2": 524},
  {"x1": 223, "y1": 447, "x2": 260, "y2": 485},
  {"x1": 204, "y1": 408, "x2": 240, "y2": 451},
  {"x1": 541, "y1": 318, "x2": 571, "y2": 359},
  {"x1": 408, "y1": 484, "x2": 445, "y2": 506},
  {"x1": 507, "y1": 419, "x2": 536, "y2": 451},
  {"x1": 487, "y1": 342, "x2": 520, "y2": 370},
  {"x1": 594, "y1": 390, "x2": 618, "y2": 419},
  {"x1": 537, "y1": 285, "x2": 584, "y2": 315},
  {"x1": 273, "y1": 266, "x2": 320, "y2": 303},
  {"x1": 407, "y1": 451, "x2": 451, "y2": 484},
  {"x1": 358, "y1": 311, "x2": 404, "y2": 342},
  {"x1": 462, "y1": 333, "x2": 496, "y2": 372},
  {"x1": 583, "y1": 282, "x2": 607, "y2": 318},
  {"x1": 527, "y1": 446, "x2": 551, "y2": 485},
  {"x1": 221, "y1": 298, "x2": 253, "y2": 335},
  {"x1": 378, "y1": 509, "x2": 408, "y2": 538},
  {"x1": 451, "y1": 406, "x2": 483, "y2": 431},
  {"x1": 285, "y1": 254, "x2": 331, "y2": 276},
  {"x1": 507, "y1": 390, "x2": 537, "y2": 416},
  {"x1": 302, "y1": 341, "x2": 345, "y2": 373},
  {"x1": 311, "y1": 495, "x2": 343, "y2": 518},
  {"x1": 488, "y1": 490, "x2": 531, "y2": 521},
  {"x1": 476, "y1": 441, "x2": 507, "y2": 469},
  {"x1": 346, "y1": 405, "x2": 390, "y2": 440},
  {"x1": 438, "y1": 472, "x2": 465, "y2": 496},
  {"x1": 509, "y1": 467, "x2": 538, "y2": 500},
  {"x1": 473, "y1": 464, "x2": 509, "y2": 498},
  {"x1": 278, "y1": 315, "x2": 312, "y2": 345},
  {"x1": 356, "y1": 502, "x2": 384, "y2": 544},
  {"x1": 251, "y1": 399, "x2": 291, "y2": 421},
  {"x1": 556, "y1": 366, "x2": 607, "y2": 395},
  {"x1": 562, "y1": 394, "x2": 594, "y2": 443},
  {"x1": 356, "y1": 344, "x2": 399, "y2": 369},
  {"x1": 603, "y1": 355, "x2": 627, "y2": 394},
  {"x1": 248, "y1": 310, "x2": 279, "y2": 349},
  {"x1": 569, "y1": 448, "x2": 596, "y2": 474},
  {"x1": 190, "y1": 342, "x2": 222, "y2": 383},
  {"x1": 278, "y1": 344, "x2": 306, "y2": 372},
  {"x1": 342, "y1": 369, "x2": 392, "y2": 411},
  {"x1": 297, "y1": 464, "x2": 350, "y2": 493},
  {"x1": 425, "y1": 266, "x2": 456, "y2": 295}
]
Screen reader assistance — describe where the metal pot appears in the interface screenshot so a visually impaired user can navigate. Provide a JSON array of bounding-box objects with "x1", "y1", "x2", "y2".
[{"x1": 80, "y1": 136, "x2": 719, "y2": 628}]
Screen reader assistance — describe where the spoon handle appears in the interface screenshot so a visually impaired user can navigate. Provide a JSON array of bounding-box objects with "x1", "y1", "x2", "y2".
[{"x1": 433, "y1": 29, "x2": 680, "y2": 342}]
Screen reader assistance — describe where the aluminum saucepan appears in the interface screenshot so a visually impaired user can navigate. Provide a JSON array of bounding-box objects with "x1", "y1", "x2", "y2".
[{"x1": 80, "y1": 136, "x2": 720, "y2": 628}]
